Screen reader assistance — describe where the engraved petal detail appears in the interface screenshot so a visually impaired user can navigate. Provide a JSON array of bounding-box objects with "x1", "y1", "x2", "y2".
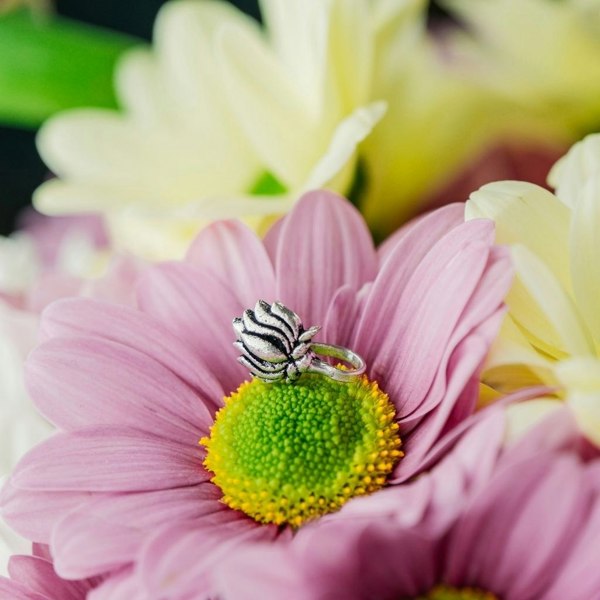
[{"x1": 233, "y1": 300, "x2": 319, "y2": 383}]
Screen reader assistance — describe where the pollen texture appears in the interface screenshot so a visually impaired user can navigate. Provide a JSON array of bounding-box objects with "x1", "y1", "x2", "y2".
[
  {"x1": 201, "y1": 374, "x2": 402, "y2": 527},
  {"x1": 419, "y1": 585, "x2": 498, "y2": 600}
]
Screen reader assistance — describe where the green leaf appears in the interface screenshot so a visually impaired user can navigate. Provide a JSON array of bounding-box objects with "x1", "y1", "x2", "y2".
[{"x1": 0, "y1": 9, "x2": 141, "y2": 128}]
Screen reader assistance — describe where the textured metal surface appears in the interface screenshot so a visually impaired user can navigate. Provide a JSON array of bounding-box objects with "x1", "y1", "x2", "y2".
[
  {"x1": 233, "y1": 300, "x2": 365, "y2": 384},
  {"x1": 233, "y1": 300, "x2": 320, "y2": 383}
]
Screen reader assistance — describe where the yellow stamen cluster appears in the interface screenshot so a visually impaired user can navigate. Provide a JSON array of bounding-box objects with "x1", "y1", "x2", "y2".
[
  {"x1": 419, "y1": 585, "x2": 498, "y2": 600},
  {"x1": 201, "y1": 374, "x2": 402, "y2": 528}
]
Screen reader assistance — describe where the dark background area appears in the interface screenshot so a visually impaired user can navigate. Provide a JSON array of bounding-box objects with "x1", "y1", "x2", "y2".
[
  {"x1": 0, "y1": 0, "x2": 262, "y2": 236},
  {"x1": 0, "y1": 0, "x2": 445, "y2": 235},
  {"x1": 54, "y1": 0, "x2": 261, "y2": 38}
]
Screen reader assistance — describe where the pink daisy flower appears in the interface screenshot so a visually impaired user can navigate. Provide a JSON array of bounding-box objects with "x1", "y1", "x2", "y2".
[
  {"x1": 1, "y1": 191, "x2": 512, "y2": 596},
  {"x1": 212, "y1": 408, "x2": 600, "y2": 600},
  {"x1": 0, "y1": 544, "x2": 102, "y2": 599}
]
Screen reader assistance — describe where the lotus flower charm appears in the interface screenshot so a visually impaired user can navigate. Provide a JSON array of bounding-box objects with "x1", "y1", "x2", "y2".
[
  {"x1": 233, "y1": 300, "x2": 320, "y2": 383},
  {"x1": 233, "y1": 300, "x2": 366, "y2": 384}
]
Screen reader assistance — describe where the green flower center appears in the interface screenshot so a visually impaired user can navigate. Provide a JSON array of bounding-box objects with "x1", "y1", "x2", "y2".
[
  {"x1": 201, "y1": 374, "x2": 402, "y2": 527},
  {"x1": 417, "y1": 585, "x2": 498, "y2": 600}
]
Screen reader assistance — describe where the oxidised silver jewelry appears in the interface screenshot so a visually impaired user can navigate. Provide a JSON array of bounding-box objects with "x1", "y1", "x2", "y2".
[{"x1": 233, "y1": 300, "x2": 366, "y2": 384}]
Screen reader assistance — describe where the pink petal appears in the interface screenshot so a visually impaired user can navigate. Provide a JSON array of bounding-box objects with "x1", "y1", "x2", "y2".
[
  {"x1": 82, "y1": 255, "x2": 144, "y2": 307},
  {"x1": 392, "y1": 313, "x2": 502, "y2": 481},
  {"x1": 1, "y1": 478, "x2": 93, "y2": 543},
  {"x1": 284, "y1": 520, "x2": 436, "y2": 598},
  {"x1": 403, "y1": 246, "x2": 512, "y2": 425},
  {"x1": 545, "y1": 465, "x2": 600, "y2": 600},
  {"x1": 272, "y1": 191, "x2": 377, "y2": 327},
  {"x1": 334, "y1": 477, "x2": 434, "y2": 530},
  {"x1": 52, "y1": 485, "x2": 223, "y2": 579},
  {"x1": 88, "y1": 569, "x2": 146, "y2": 600},
  {"x1": 40, "y1": 298, "x2": 224, "y2": 404},
  {"x1": 32, "y1": 545, "x2": 52, "y2": 561},
  {"x1": 263, "y1": 215, "x2": 285, "y2": 264},
  {"x1": 445, "y1": 455, "x2": 587, "y2": 598},
  {"x1": 419, "y1": 409, "x2": 506, "y2": 523},
  {"x1": 357, "y1": 220, "x2": 497, "y2": 415},
  {"x1": 11, "y1": 427, "x2": 207, "y2": 493},
  {"x1": 500, "y1": 406, "x2": 582, "y2": 468},
  {"x1": 377, "y1": 203, "x2": 465, "y2": 267},
  {"x1": 8, "y1": 555, "x2": 95, "y2": 599},
  {"x1": 344, "y1": 409, "x2": 506, "y2": 533},
  {"x1": 137, "y1": 262, "x2": 247, "y2": 394},
  {"x1": 28, "y1": 274, "x2": 84, "y2": 314},
  {"x1": 185, "y1": 220, "x2": 276, "y2": 307},
  {"x1": 138, "y1": 515, "x2": 276, "y2": 598},
  {"x1": 27, "y1": 336, "x2": 213, "y2": 442},
  {"x1": 321, "y1": 285, "x2": 365, "y2": 349},
  {"x1": 0, "y1": 577, "x2": 45, "y2": 600},
  {"x1": 212, "y1": 544, "x2": 312, "y2": 600}
]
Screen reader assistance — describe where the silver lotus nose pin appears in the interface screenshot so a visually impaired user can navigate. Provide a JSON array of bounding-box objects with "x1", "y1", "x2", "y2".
[{"x1": 233, "y1": 300, "x2": 366, "y2": 384}]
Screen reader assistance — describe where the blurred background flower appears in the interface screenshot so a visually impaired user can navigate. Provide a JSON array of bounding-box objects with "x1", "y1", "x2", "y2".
[
  {"x1": 0, "y1": 213, "x2": 107, "y2": 575},
  {"x1": 0, "y1": 301, "x2": 45, "y2": 576},
  {"x1": 442, "y1": 0, "x2": 600, "y2": 139},
  {"x1": 467, "y1": 134, "x2": 600, "y2": 446},
  {"x1": 3, "y1": 0, "x2": 600, "y2": 256},
  {"x1": 33, "y1": 0, "x2": 389, "y2": 258},
  {"x1": 0, "y1": 211, "x2": 143, "y2": 575}
]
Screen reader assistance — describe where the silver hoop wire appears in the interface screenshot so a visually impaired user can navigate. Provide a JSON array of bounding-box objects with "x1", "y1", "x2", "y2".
[{"x1": 307, "y1": 343, "x2": 366, "y2": 382}]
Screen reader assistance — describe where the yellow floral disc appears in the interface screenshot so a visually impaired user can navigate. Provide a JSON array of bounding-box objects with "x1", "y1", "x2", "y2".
[
  {"x1": 419, "y1": 585, "x2": 498, "y2": 600},
  {"x1": 201, "y1": 373, "x2": 402, "y2": 527}
]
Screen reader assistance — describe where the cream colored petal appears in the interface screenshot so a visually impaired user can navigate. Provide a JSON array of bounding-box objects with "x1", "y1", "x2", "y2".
[
  {"x1": 569, "y1": 176, "x2": 600, "y2": 342},
  {"x1": 484, "y1": 364, "x2": 557, "y2": 396},
  {"x1": 439, "y1": 0, "x2": 600, "y2": 142},
  {"x1": 466, "y1": 181, "x2": 572, "y2": 290},
  {"x1": 260, "y1": 0, "x2": 375, "y2": 142},
  {"x1": 360, "y1": 44, "x2": 496, "y2": 234},
  {"x1": 568, "y1": 393, "x2": 600, "y2": 446},
  {"x1": 115, "y1": 47, "x2": 171, "y2": 125},
  {"x1": 107, "y1": 200, "x2": 284, "y2": 261},
  {"x1": 152, "y1": 0, "x2": 261, "y2": 178},
  {"x1": 154, "y1": 0, "x2": 256, "y2": 117},
  {"x1": 304, "y1": 101, "x2": 387, "y2": 191},
  {"x1": 370, "y1": 0, "x2": 426, "y2": 32},
  {"x1": 557, "y1": 357, "x2": 600, "y2": 446},
  {"x1": 179, "y1": 194, "x2": 295, "y2": 220},
  {"x1": 482, "y1": 314, "x2": 555, "y2": 392},
  {"x1": 369, "y1": 0, "x2": 426, "y2": 99},
  {"x1": 217, "y1": 20, "x2": 322, "y2": 188},
  {"x1": 34, "y1": 180, "x2": 134, "y2": 214},
  {"x1": 35, "y1": 172, "x2": 258, "y2": 219},
  {"x1": 510, "y1": 244, "x2": 594, "y2": 358},
  {"x1": 37, "y1": 110, "x2": 258, "y2": 210},
  {"x1": 326, "y1": 0, "x2": 373, "y2": 114},
  {"x1": 557, "y1": 356, "x2": 600, "y2": 391},
  {"x1": 371, "y1": 0, "x2": 427, "y2": 80},
  {"x1": 504, "y1": 398, "x2": 564, "y2": 445},
  {"x1": 548, "y1": 133, "x2": 600, "y2": 208},
  {"x1": 443, "y1": 0, "x2": 600, "y2": 94},
  {"x1": 107, "y1": 209, "x2": 206, "y2": 261},
  {"x1": 259, "y1": 0, "x2": 331, "y2": 116},
  {"x1": 36, "y1": 110, "x2": 158, "y2": 185},
  {"x1": 487, "y1": 314, "x2": 552, "y2": 371}
]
